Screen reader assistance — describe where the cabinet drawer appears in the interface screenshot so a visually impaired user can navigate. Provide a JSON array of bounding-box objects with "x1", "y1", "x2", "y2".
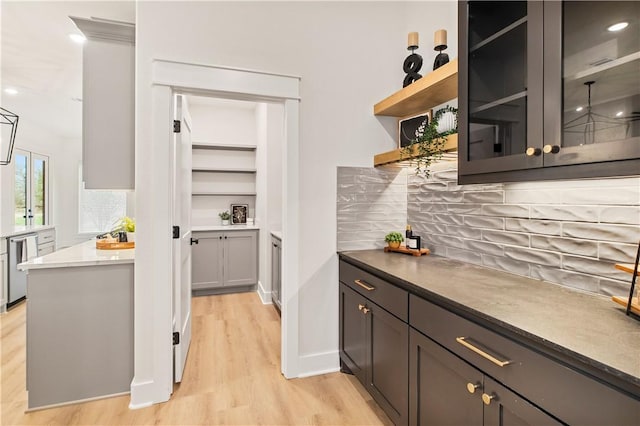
[
  {"x1": 37, "y1": 242, "x2": 55, "y2": 257},
  {"x1": 410, "y1": 295, "x2": 640, "y2": 425},
  {"x1": 339, "y1": 260, "x2": 408, "y2": 321},
  {"x1": 37, "y1": 229, "x2": 55, "y2": 245}
]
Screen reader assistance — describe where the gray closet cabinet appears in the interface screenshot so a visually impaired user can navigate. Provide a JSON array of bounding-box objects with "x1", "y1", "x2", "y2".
[
  {"x1": 192, "y1": 230, "x2": 258, "y2": 292},
  {"x1": 271, "y1": 235, "x2": 282, "y2": 312}
]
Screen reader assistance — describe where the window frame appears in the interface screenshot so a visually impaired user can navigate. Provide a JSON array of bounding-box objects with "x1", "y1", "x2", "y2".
[{"x1": 13, "y1": 149, "x2": 50, "y2": 226}]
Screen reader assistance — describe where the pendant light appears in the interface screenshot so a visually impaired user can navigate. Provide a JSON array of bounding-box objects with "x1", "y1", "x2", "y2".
[{"x1": 1, "y1": 107, "x2": 19, "y2": 165}]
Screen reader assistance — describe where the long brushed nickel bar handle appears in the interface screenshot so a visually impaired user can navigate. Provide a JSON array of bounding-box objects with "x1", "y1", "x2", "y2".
[
  {"x1": 354, "y1": 279, "x2": 375, "y2": 291},
  {"x1": 456, "y1": 337, "x2": 512, "y2": 367}
]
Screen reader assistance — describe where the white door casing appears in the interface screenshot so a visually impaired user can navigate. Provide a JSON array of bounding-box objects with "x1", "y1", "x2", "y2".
[
  {"x1": 172, "y1": 94, "x2": 193, "y2": 383},
  {"x1": 132, "y1": 60, "x2": 300, "y2": 408}
]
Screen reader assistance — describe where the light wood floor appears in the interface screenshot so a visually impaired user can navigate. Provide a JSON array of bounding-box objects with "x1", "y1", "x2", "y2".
[{"x1": 1, "y1": 293, "x2": 391, "y2": 425}]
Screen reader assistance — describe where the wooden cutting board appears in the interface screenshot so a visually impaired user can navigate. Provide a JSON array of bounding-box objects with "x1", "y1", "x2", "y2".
[
  {"x1": 96, "y1": 240, "x2": 135, "y2": 250},
  {"x1": 384, "y1": 245, "x2": 430, "y2": 257}
]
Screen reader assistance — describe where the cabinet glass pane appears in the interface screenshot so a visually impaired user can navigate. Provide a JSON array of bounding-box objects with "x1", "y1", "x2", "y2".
[
  {"x1": 14, "y1": 154, "x2": 27, "y2": 226},
  {"x1": 468, "y1": 1, "x2": 527, "y2": 47},
  {"x1": 562, "y1": 1, "x2": 640, "y2": 148},
  {"x1": 468, "y1": 1, "x2": 528, "y2": 160}
]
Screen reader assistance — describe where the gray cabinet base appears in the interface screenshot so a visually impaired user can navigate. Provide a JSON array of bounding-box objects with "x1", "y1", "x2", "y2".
[
  {"x1": 192, "y1": 284, "x2": 256, "y2": 297},
  {"x1": 26, "y1": 264, "x2": 133, "y2": 409}
]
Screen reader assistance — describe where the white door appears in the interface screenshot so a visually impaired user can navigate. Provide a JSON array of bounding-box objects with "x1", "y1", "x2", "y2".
[{"x1": 172, "y1": 94, "x2": 193, "y2": 383}]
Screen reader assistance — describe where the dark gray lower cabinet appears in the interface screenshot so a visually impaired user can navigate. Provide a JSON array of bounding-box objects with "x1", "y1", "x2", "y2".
[
  {"x1": 339, "y1": 259, "x2": 639, "y2": 426},
  {"x1": 339, "y1": 283, "x2": 408, "y2": 425},
  {"x1": 409, "y1": 329, "x2": 561, "y2": 426}
]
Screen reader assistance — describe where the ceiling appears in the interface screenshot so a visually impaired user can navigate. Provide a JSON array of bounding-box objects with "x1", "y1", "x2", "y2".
[{"x1": 1, "y1": 1, "x2": 135, "y2": 141}]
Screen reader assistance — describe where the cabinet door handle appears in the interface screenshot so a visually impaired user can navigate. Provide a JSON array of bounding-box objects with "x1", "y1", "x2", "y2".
[
  {"x1": 482, "y1": 393, "x2": 495, "y2": 406},
  {"x1": 219, "y1": 236, "x2": 222, "y2": 240},
  {"x1": 466, "y1": 383, "x2": 480, "y2": 394},
  {"x1": 456, "y1": 337, "x2": 511, "y2": 367},
  {"x1": 543, "y1": 144, "x2": 560, "y2": 154},
  {"x1": 362, "y1": 306, "x2": 370, "y2": 314},
  {"x1": 358, "y1": 303, "x2": 365, "y2": 311},
  {"x1": 525, "y1": 147, "x2": 541, "y2": 156},
  {"x1": 224, "y1": 236, "x2": 228, "y2": 239},
  {"x1": 190, "y1": 238, "x2": 199, "y2": 245},
  {"x1": 354, "y1": 279, "x2": 375, "y2": 291}
]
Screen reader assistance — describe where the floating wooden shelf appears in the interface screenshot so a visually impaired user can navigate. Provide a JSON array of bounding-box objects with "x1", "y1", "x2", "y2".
[
  {"x1": 374, "y1": 134, "x2": 458, "y2": 167},
  {"x1": 374, "y1": 59, "x2": 458, "y2": 117},
  {"x1": 611, "y1": 296, "x2": 640, "y2": 315}
]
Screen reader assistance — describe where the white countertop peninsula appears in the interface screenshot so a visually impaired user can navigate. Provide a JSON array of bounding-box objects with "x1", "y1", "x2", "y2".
[
  {"x1": 18, "y1": 239, "x2": 134, "y2": 271},
  {"x1": 21, "y1": 238, "x2": 134, "y2": 409}
]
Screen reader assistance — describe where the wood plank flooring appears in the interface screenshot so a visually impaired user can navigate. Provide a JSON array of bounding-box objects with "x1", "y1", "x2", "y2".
[{"x1": 1, "y1": 293, "x2": 391, "y2": 425}]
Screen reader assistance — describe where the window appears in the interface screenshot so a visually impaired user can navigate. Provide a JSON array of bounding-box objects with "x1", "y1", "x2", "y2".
[
  {"x1": 78, "y1": 165, "x2": 127, "y2": 233},
  {"x1": 14, "y1": 149, "x2": 49, "y2": 226}
]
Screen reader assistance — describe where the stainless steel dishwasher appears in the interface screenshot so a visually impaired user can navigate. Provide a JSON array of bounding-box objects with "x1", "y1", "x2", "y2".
[{"x1": 8, "y1": 233, "x2": 37, "y2": 308}]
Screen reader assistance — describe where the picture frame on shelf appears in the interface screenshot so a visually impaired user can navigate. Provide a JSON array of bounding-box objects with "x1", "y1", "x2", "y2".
[
  {"x1": 231, "y1": 204, "x2": 248, "y2": 224},
  {"x1": 399, "y1": 111, "x2": 430, "y2": 148}
]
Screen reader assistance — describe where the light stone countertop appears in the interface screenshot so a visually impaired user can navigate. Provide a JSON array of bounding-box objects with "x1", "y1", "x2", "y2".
[
  {"x1": 1, "y1": 224, "x2": 55, "y2": 238},
  {"x1": 192, "y1": 225, "x2": 260, "y2": 232},
  {"x1": 339, "y1": 250, "x2": 640, "y2": 390},
  {"x1": 18, "y1": 240, "x2": 134, "y2": 270}
]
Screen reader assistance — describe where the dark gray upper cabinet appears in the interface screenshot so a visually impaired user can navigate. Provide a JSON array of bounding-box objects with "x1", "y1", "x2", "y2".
[{"x1": 458, "y1": 1, "x2": 640, "y2": 184}]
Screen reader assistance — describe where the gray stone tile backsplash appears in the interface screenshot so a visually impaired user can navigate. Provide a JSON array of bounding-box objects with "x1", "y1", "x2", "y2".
[
  {"x1": 337, "y1": 162, "x2": 640, "y2": 297},
  {"x1": 336, "y1": 167, "x2": 407, "y2": 252}
]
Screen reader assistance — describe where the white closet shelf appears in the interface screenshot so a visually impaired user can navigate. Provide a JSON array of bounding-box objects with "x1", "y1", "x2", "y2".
[
  {"x1": 192, "y1": 192, "x2": 257, "y2": 196},
  {"x1": 192, "y1": 167, "x2": 257, "y2": 173},
  {"x1": 192, "y1": 142, "x2": 257, "y2": 151}
]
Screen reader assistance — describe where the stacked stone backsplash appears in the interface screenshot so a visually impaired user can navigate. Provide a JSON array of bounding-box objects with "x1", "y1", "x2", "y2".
[
  {"x1": 337, "y1": 162, "x2": 640, "y2": 296},
  {"x1": 337, "y1": 167, "x2": 407, "y2": 251}
]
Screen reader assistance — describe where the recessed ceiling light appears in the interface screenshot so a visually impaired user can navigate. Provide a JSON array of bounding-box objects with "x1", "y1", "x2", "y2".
[
  {"x1": 4, "y1": 88, "x2": 18, "y2": 95},
  {"x1": 69, "y1": 33, "x2": 86, "y2": 44},
  {"x1": 607, "y1": 22, "x2": 628, "y2": 32},
  {"x1": 576, "y1": 106, "x2": 583, "y2": 112},
  {"x1": 616, "y1": 111, "x2": 624, "y2": 117}
]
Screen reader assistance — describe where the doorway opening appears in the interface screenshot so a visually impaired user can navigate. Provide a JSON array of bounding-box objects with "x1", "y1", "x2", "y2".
[{"x1": 132, "y1": 60, "x2": 300, "y2": 407}]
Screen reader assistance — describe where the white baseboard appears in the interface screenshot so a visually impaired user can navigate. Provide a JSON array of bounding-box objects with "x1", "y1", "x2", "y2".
[
  {"x1": 257, "y1": 280, "x2": 272, "y2": 304},
  {"x1": 297, "y1": 350, "x2": 340, "y2": 378},
  {"x1": 129, "y1": 378, "x2": 167, "y2": 409}
]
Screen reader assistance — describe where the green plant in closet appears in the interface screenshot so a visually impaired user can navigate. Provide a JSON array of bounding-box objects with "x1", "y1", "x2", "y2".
[
  {"x1": 219, "y1": 211, "x2": 231, "y2": 220},
  {"x1": 401, "y1": 105, "x2": 458, "y2": 177}
]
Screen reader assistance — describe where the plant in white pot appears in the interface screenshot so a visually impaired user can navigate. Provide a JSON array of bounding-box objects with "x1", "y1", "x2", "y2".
[
  {"x1": 114, "y1": 216, "x2": 136, "y2": 242},
  {"x1": 219, "y1": 210, "x2": 231, "y2": 226}
]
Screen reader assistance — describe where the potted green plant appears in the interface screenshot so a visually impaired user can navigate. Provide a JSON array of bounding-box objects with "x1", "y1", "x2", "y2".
[
  {"x1": 219, "y1": 210, "x2": 231, "y2": 226},
  {"x1": 384, "y1": 231, "x2": 404, "y2": 249},
  {"x1": 401, "y1": 105, "x2": 458, "y2": 177}
]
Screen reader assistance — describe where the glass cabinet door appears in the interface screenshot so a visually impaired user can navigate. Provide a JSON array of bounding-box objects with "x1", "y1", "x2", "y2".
[
  {"x1": 459, "y1": 1, "x2": 544, "y2": 177},
  {"x1": 544, "y1": 1, "x2": 640, "y2": 167}
]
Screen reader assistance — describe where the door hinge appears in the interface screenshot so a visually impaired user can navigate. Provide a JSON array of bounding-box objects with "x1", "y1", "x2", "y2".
[
  {"x1": 173, "y1": 332, "x2": 180, "y2": 345},
  {"x1": 173, "y1": 120, "x2": 181, "y2": 133},
  {"x1": 173, "y1": 226, "x2": 180, "y2": 239}
]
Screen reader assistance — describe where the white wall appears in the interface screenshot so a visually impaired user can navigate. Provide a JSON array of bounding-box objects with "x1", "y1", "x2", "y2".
[
  {"x1": 0, "y1": 114, "x2": 85, "y2": 248},
  {"x1": 137, "y1": 1, "x2": 457, "y2": 376}
]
